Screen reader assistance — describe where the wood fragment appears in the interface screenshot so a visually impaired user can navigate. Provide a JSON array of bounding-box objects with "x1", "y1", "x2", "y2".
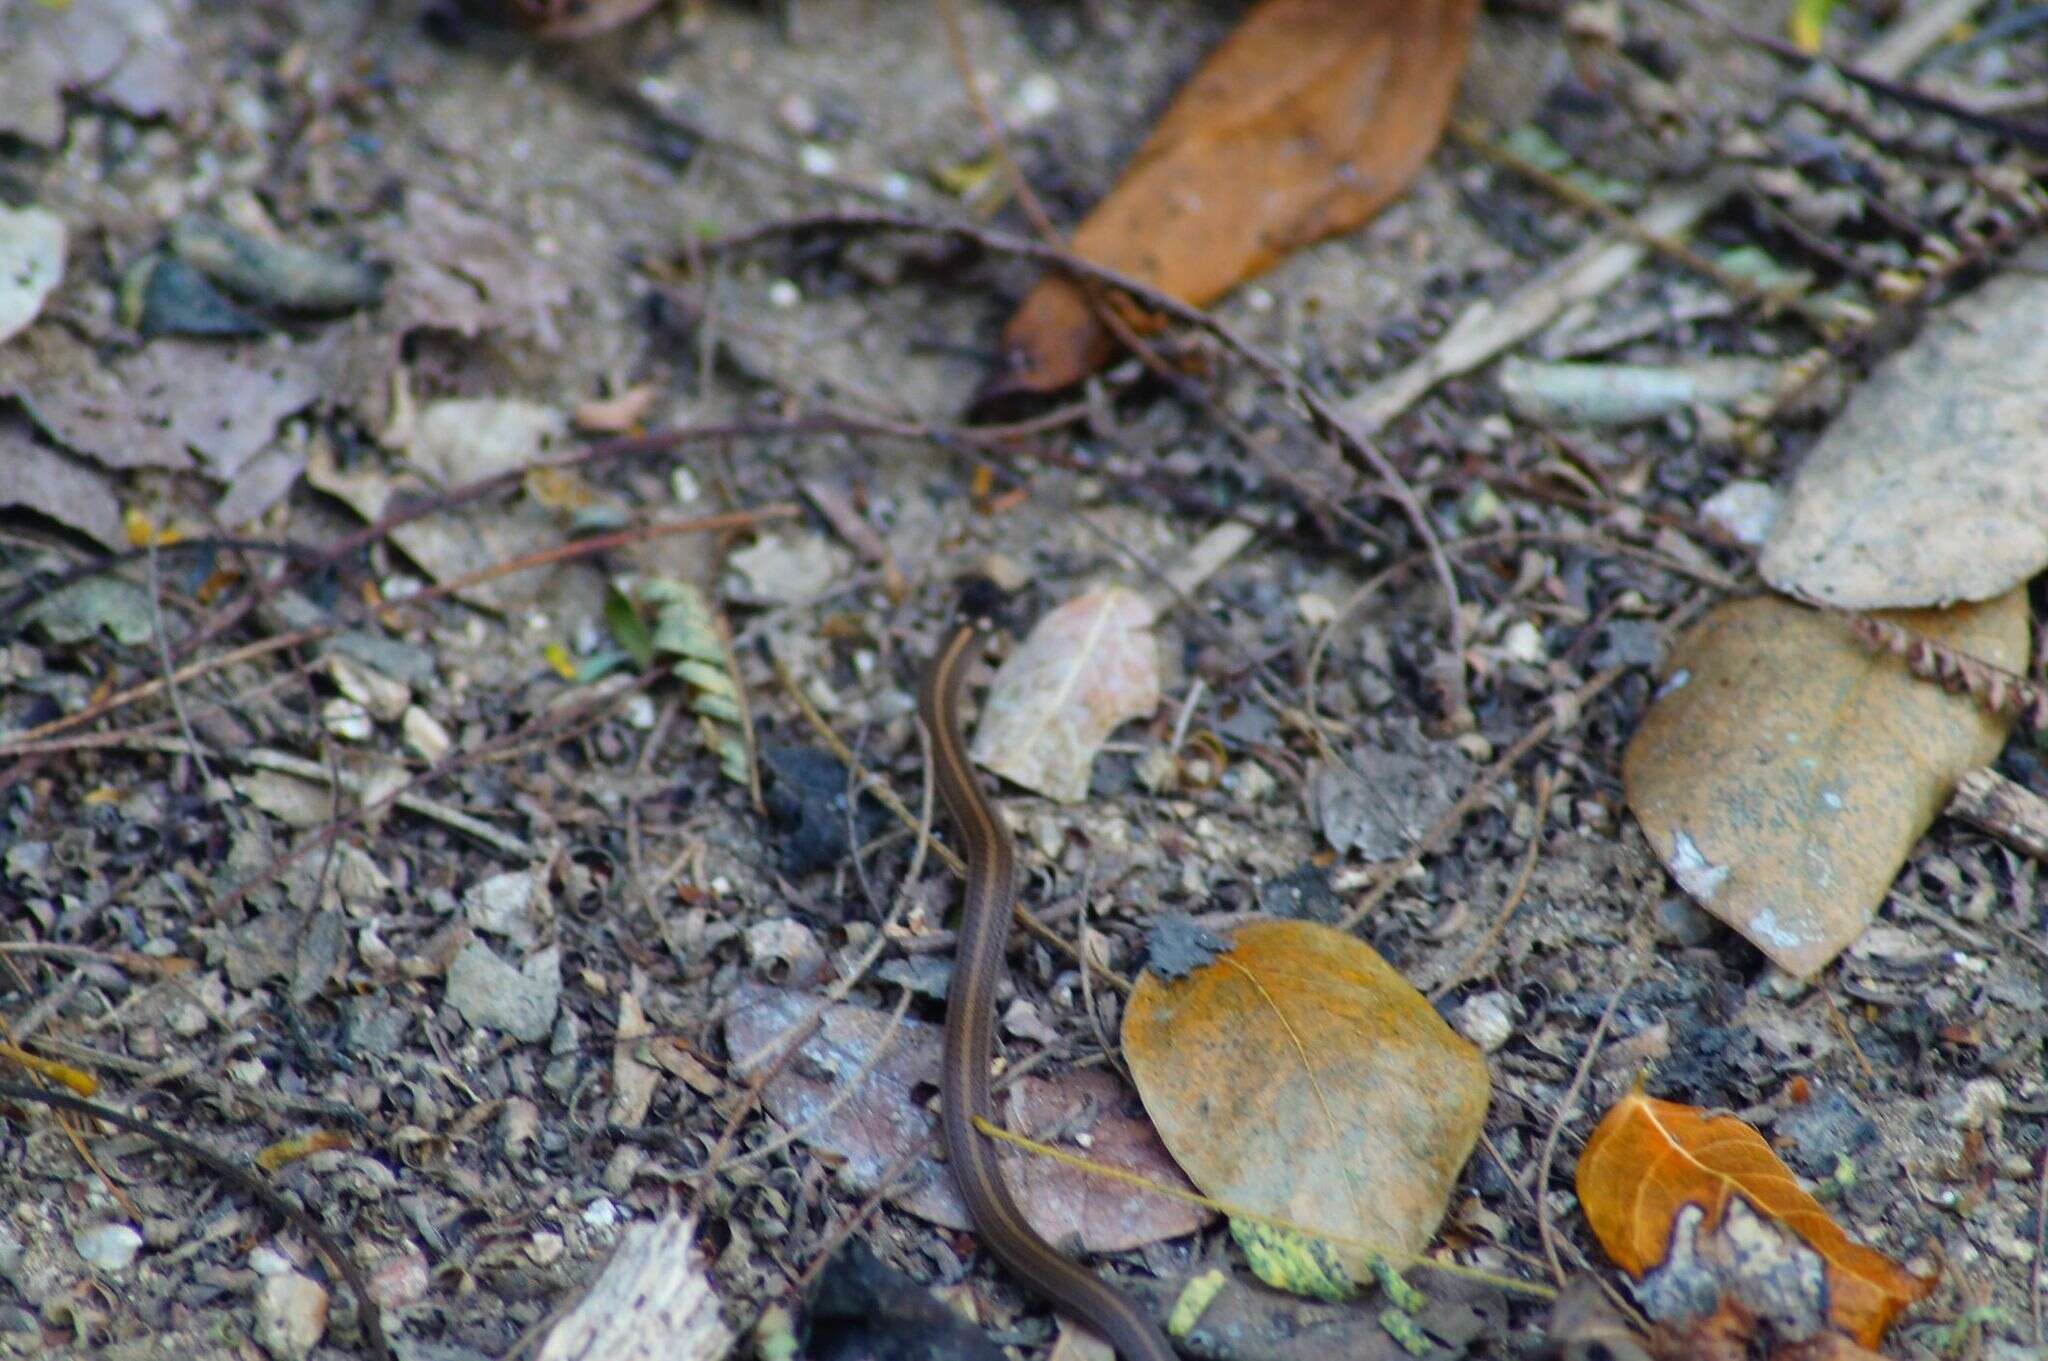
[
  {"x1": 1947, "y1": 767, "x2": 2048, "y2": 862},
  {"x1": 537, "y1": 1215, "x2": 732, "y2": 1361}
]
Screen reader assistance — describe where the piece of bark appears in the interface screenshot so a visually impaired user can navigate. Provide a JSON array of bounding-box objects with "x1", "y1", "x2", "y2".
[
  {"x1": 536, "y1": 1215, "x2": 732, "y2": 1361},
  {"x1": 1947, "y1": 767, "x2": 2048, "y2": 862}
]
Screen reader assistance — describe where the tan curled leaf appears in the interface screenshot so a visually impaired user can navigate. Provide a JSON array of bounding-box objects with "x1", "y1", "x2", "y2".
[
  {"x1": 970, "y1": 586, "x2": 1160, "y2": 803},
  {"x1": 1761, "y1": 258, "x2": 2048, "y2": 609},
  {"x1": 1122, "y1": 920, "x2": 1489, "y2": 1282},
  {"x1": 1623, "y1": 591, "x2": 2023, "y2": 978}
]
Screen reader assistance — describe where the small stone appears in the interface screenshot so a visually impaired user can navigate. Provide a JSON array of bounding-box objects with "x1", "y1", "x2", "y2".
[
  {"x1": 1296, "y1": 592, "x2": 1337, "y2": 627},
  {"x1": 1452, "y1": 992, "x2": 1516, "y2": 1053},
  {"x1": 1134, "y1": 746, "x2": 1176, "y2": 793},
  {"x1": 1009, "y1": 72, "x2": 1061, "y2": 123},
  {"x1": 501, "y1": 1096, "x2": 541, "y2": 1152},
  {"x1": 1700, "y1": 479, "x2": 1781, "y2": 548},
  {"x1": 797, "y1": 143, "x2": 839, "y2": 176},
  {"x1": 446, "y1": 941, "x2": 561, "y2": 1042},
  {"x1": 254, "y1": 1271, "x2": 329, "y2": 1360},
  {"x1": 463, "y1": 869, "x2": 551, "y2": 947},
  {"x1": 1001, "y1": 998, "x2": 1061, "y2": 1045},
  {"x1": 248, "y1": 1245, "x2": 294, "y2": 1277},
  {"x1": 344, "y1": 996, "x2": 411, "y2": 1056},
  {"x1": 583, "y1": 1198, "x2": 619, "y2": 1231},
  {"x1": 1758, "y1": 965, "x2": 1811, "y2": 1001},
  {"x1": 401, "y1": 705, "x2": 451, "y2": 761},
  {"x1": 321, "y1": 697, "x2": 373, "y2": 741},
  {"x1": 775, "y1": 92, "x2": 820, "y2": 137},
  {"x1": 1952, "y1": 1077, "x2": 2008, "y2": 1130},
  {"x1": 978, "y1": 552, "x2": 1031, "y2": 593},
  {"x1": 73, "y1": 1223, "x2": 142, "y2": 1272},
  {"x1": 1501, "y1": 619, "x2": 1545, "y2": 663},
  {"x1": 1652, "y1": 894, "x2": 1718, "y2": 946},
  {"x1": 1227, "y1": 759, "x2": 1277, "y2": 803},
  {"x1": 767, "y1": 279, "x2": 801, "y2": 309},
  {"x1": 369, "y1": 1248, "x2": 430, "y2": 1309},
  {"x1": 328, "y1": 655, "x2": 409, "y2": 722},
  {"x1": 527, "y1": 1231, "x2": 564, "y2": 1266}
]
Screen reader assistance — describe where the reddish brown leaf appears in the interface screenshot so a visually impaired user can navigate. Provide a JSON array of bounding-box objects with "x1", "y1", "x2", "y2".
[
  {"x1": 723, "y1": 984, "x2": 1210, "y2": 1252},
  {"x1": 1575, "y1": 1091, "x2": 1932, "y2": 1347},
  {"x1": 987, "y1": 0, "x2": 1478, "y2": 399}
]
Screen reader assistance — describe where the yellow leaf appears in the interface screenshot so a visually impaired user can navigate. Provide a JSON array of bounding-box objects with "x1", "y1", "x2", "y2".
[
  {"x1": 542, "y1": 642, "x2": 577, "y2": 680},
  {"x1": 1788, "y1": 0, "x2": 1834, "y2": 53},
  {"x1": 0, "y1": 1042, "x2": 97, "y2": 1095},
  {"x1": 1122, "y1": 920, "x2": 1488, "y2": 1279},
  {"x1": 122, "y1": 508, "x2": 182, "y2": 548}
]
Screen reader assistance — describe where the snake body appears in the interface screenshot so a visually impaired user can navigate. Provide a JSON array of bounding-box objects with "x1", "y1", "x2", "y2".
[{"x1": 920, "y1": 623, "x2": 1176, "y2": 1361}]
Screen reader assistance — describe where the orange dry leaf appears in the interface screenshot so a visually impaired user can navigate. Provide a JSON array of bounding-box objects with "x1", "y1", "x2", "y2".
[
  {"x1": 1575, "y1": 1091, "x2": 1932, "y2": 1347},
  {"x1": 254, "y1": 1129, "x2": 353, "y2": 1172},
  {"x1": 986, "y1": 0, "x2": 1478, "y2": 399}
]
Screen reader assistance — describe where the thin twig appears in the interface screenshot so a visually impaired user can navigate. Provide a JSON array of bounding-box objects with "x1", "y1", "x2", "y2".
[
  {"x1": 144, "y1": 542, "x2": 215, "y2": 789},
  {"x1": 1430, "y1": 769, "x2": 1554, "y2": 1000},
  {"x1": 1534, "y1": 953, "x2": 1644, "y2": 1288},
  {"x1": 769, "y1": 648, "x2": 1130, "y2": 995},
  {"x1": 709, "y1": 210, "x2": 1471, "y2": 723}
]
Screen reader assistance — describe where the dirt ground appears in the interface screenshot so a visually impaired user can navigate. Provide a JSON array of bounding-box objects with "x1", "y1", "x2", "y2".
[{"x1": 2, "y1": 1, "x2": 2046, "y2": 1358}]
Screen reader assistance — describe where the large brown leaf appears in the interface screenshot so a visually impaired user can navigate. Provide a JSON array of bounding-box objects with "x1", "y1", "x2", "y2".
[
  {"x1": 1575, "y1": 1091, "x2": 1932, "y2": 1347},
  {"x1": 987, "y1": 0, "x2": 1478, "y2": 399},
  {"x1": 1622, "y1": 591, "x2": 2023, "y2": 977},
  {"x1": 1121, "y1": 920, "x2": 1488, "y2": 1277}
]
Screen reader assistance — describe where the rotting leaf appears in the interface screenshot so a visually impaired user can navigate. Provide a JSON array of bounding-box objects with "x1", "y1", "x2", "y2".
[
  {"x1": 969, "y1": 585, "x2": 1161, "y2": 804},
  {"x1": 0, "y1": 325, "x2": 329, "y2": 478},
  {"x1": 0, "y1": 203, "x2": 64, "y2": 345},
  {"x1": 1760, "y1": 253, "x2": 2048, "y2": 609},
  {"x1": 638, "y1": 577, "x2": 753, "y2": 792},
  {"x1": 722, "y1": 983, "x2": 1210, "y2": 1252},
  {"x1": 1575, "y1": 1090, "x2": 1932, "y2": 1347},
  {"x1": 987, "y1": 0, "x2": 1478, "y2": 398},
  {"x1": 0, "y1": 417, "x2": 121, "y2": 549},
  {"x1": 1122, "y1": 919, "x2": 1488, "y2": 1282},
  {"x1": 1622, "y1": 591, "x2": 2023, "y2": 977}
]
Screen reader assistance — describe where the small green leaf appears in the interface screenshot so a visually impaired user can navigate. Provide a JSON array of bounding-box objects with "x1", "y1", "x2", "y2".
[
  {"x1": 1165, "y1": 1270, "x2": 1228, "y2": 1337},
  {"x1": 574, "y1": 650, "x2": 635, "y2": 684},
  {"x1": 1788, "y1": 0, "x2": 1834, "y2": 53},
  {"x1": 1369, "y1": 1256, "x2": 1425, "y2": 1314},
  {"x1": 1229, "y1": 1219, "x2": 1355, "y2": 1302},
  {"x1": 604, "y1": 587, "x2": 654, "y2": 670},
  {"x1": 1378, "y1": 1307, "x2": 1433, "y2": 1357}
]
